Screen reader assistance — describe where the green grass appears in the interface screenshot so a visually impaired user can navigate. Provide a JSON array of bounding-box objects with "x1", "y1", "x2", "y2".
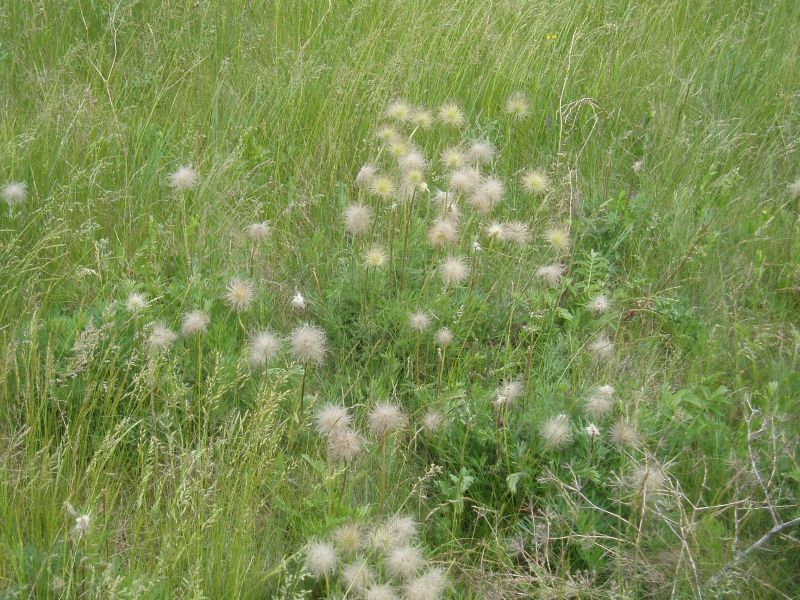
[{"x1": 1, "y1": 0, "x2": 799, "y2": 598}]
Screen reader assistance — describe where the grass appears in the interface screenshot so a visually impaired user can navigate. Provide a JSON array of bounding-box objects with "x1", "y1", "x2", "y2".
[{"x1": 1, "y1": 0, "x2": 800, "y2": 598}]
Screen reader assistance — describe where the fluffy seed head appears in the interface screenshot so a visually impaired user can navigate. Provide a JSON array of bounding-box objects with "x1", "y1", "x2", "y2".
[
  {"x1": 342, "y1": 559, "x2": 375, "y2": 593},
  {"x1": 544, "y1": 227, "x2": 570, "y2": 252},
  {"x1": 536, "y1": 264, "x2": 565, "y2": 287},
  {"x1": 440, "y1": 256, "x2": 468, "y2": 287},
  {"x1": 169, "y1": 165, "x2": 198, "y2": 191},
  {"x1": 305, "y1": 541, "x2": 337, "y2": 577},
  {"x1": 364, "y1": 246, "x2": 388, "y2": 268},
  {"x1": 494, "y1": 379, "x2": 524, "y2": 408},
  {"x1": 585, "y1": 423, "x2": 600, "y2": 437},
  {"x1": 441, "y1": 147, "x2": 465, "y2": 169},
  {"x1": 181, "y1": 310, "x2": 209, "y2": 336},
  {"x1": 427, "y1": 219, "x2": 458, "y2": 248},
  {"x1": 365, "y1": 584, "x2": 399, "y2": 600},
  {"x1": 409, "y1": 310, "x2": 431, "y2": 332},
  {"x1": 405, "y1": 568, "x2": 448, "y2": 600},
  {"x1": 333, "y1": 523, "x2": 364, "y2": 555},
  {"x1": 585, "y1": 385, "x2": 614, "y2": 419},
  {"x1": 484, "y1": 222, "x2": 506, "y2": 240},
  {"x1": 245, "y1": 222, "x2": 270, "y2": 241},
  {"x1": 540, "y1": 414, "x2": 573, "y2": 449},
  {"x1": 412, "y1": 108, "x2": 434, "y2": 129},
  {"x1": 326, "y1": 427, "x2": 363, "y2": 462},
  {"x1": 589, "y1": 334, "x2": 614, "y2": 360},
  {"x1": 399, "y1": 150, "x2": 427, "y2": 174},
  {"x1": 386, "y1": 99, "x2": 412, "y2": 122},
  {"x1": 610, "y1": 419, "x2": 639, "y2": 447},
  {"x1": 786, "y1": 176, "x2": 800, "y2": 198},
  {"x1": 438, "y1": 103, "x2": 465, "y2": 127},
  {"x1": 370, "y1": 175, "x2": 397, "y2": 199},
  {"x1": 290, "y1": 323, "x2": 327, "y2": 365},
  {"x1": 371, "y1": 514, "x2": 418, "y2": 551},
  {"x1": 250, "y1": 330, "x2": 281, "y2": 367},
  {"x1": 386, "y1": 545, "x2": 424, "y2": 579},
  {"x1": 633, "y1": 160, "x2": 644, "y2": 174},
  {"x1": 356, "y1": 163, "x2": 378, "y2": 187},
  {"x1": 125, "y1": 292, "x2": 148, "y2": 313},
  {"x1": 315, "y1": 403, "x2": 352, "y2": 436},
  {"x1": 520, "y1": 169, "x2": 551, "y2": 194},
  {"x1": 376, "y1": 126, "x2": 399, "y2": 143},
  {"x1": 505, "y1": 92, "x2": 531, "y2": 119},
  {"x1": 422, "y1": 409, "x2": 445, "y2": 434},
  {"x1": 147, "y1": 322, "x2": 177, "y2": 352},
  {"x1": 450, "y1": 167, "x2": 481, "y2": 195},
  {"x1": 632, "y1": 463, "x2": 667, "y2": 494},
  {"x1": 388, "y1": 138, "x2": 410, "y2": 158},
  {"x1": 434, "y1": 327, "x2": 454, "y2": 347},
  {"x1": 504, "y1": 221, "x2": 531, "y2": 245},
  {"x1": 2, "y1": 181, "x2": 27, "y2": 206},
  {"x1": 587, "y1": 294, "x2": 611, "y2": 314},
  {"x1": 467, "y1": 141, "x2": 494, "y2": 164},
  {"x1": 291, "y1": 291, "x2": 306, "y2": 311},
  {"x1": 368, "y1": 403, "x2": 407, "y2": 438},
  {"x1": 470, "y1": 177, "x2": 504, "y2": 213},
  {"x1": 344, "y1": 203, "x2": 372, "y2": 236},
  {"x1": 224, "y1": 278, "x2": 255, "y2": 312}
]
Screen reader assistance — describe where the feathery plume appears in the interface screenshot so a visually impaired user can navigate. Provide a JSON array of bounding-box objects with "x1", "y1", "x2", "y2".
[
  {"x1": 504, "y1": 221, "x2": 531, "y2": 245},
  {"x1": 326, "y1": 427, "x2": 363, "y2": 462},
  {"x1": 587, "y1": 293, "x2": 611, "y2": 314},
  {"x1": 225, "y1": 278, "x2": 255, "y2": 312},
  {"x1": 333, "y1": 523, "x2": 363, "y2": 555},
  {"x1": 494, "y1": 379, "x2": 525, "y2": 408},
  {"x1": 364, "y1": 246, "x2": 388, "y2": 268},
  {"x1": 427, "y1": 219, "x2": 458, "y2": 248},
  {"x1": 125, "y1": 292, "x2": 148, "y2": 313},
  {"x1": 365, "y1": 584, "x2": 399, "y2": 600},
  {"x1": 409, "y1": 310, "x2": 432, "y2": 332},
  {"x1": 386, "y1": 99, "x2": 412, "y2": 122},
  {"x1": 356, "y1": 164, "x2": 378, "y2": 187},
  {"x1": 449, "y1": 167, "x2": 480, "y2": 195},
  {"x1": 315, "y1": 403, "x2": 352, "y2": 436},
  {"x1": 405, "y1": 568, "x2": 448, "y2": 600},
  {"x1": 422, "y1": 409, "x2": 445, "y2": 434},
  {"x1": 470, "y1": 177, "x2": 504, "y2": 213},
  {"x1": 467, "y1": 141, "x2": 494, "y2": 164},
  {"x1": 632, "y1": 463, "x2": 667, "y2": 493},
  {"x1": 520, "y1": 169, "x2": 550, "y2": 194},
  {"x1": 505, "y1": 92, "x2": 531, "y2": 119},
  {"x1": 342, "y1": 559, "x2": 375, "y2": 593},
  {"x1": 368, "y1": 403, "x2": 407, "y2": 438},
  {"x1": 584, "y1": 423, "x2": 600, "y2": 437},
  {"x1": 291, "y1": 291, "x2": 306, "y2": 311},
  {"x1": 2, "y1": 181, "x2": 27, "y2": 208},
  {"x1": 484, "y1": 221, "x2": 506, "y2": 241},
  {"x1": 370, "y1": 175, "x2": 397, "y2": 200},
  {"x1": 585, "y1": 384, "x2": 614, "y2": 419},
  {"x1": 589, "y1": 334, "x2": 614, "y2": 360},
  {"x1": 344, "y1": 203, "x2": 372, "y2": 236},
  {"x1": 438, "y1": 103, "x2": 465, "y2": 127},
  {"x1": 540, "y1": 414, "x2": 573, "y2": 449},
  {"x1": 305, "y1": 541, "x2": 337, "y2": 577},
  {"x1": 787, "y1": 176, "x2": 800, "y2": 198},
  {"x1": 536, "y1": 264, "x2": 565, "y2": 287},
  {"x1": 544, "y1": 227, "x2": 570, "y2": 252},
  {"x1": 376, "y1": 126, "x2": 399, "y2": 143},
  {"x1": 398, "y1": 150, "x2": 427, "y2": 174},
  {"x1": 440, "y1": 256, "x2": 468, "y2": 287},
  {"x1": 245, "y1": 222, "x2": 270, "y2": 240},
  {"x1": 412, "y1": 108, "x2": 434, "y2": 129},
  {"x1": 610, "y1": 419, "x2": 639, "y2": 447},
  {"x1": 168, "y1": 165, "x2": 198, "y2": 191},
  {"x1": 146, "y1": 322, "x2": 177, "y2": 352},
  {"x1": 386, "y1": 545, "x2": 424, "y2": 579},
  {"x1": 434, "y1": 328, "x2": 454, "y2": 347},
  {"x1": 441, "y1": 147, "x2": 465, "y2": 169},
  {"x1": 250, "y1": 330, "x2": 281, "y2": 367},
  {"x1": 181, "y1": 310, "x2": 209, "y2": 336},
  {"x1": 290, "y1": 323, "x2": 327, "y2": 365}
]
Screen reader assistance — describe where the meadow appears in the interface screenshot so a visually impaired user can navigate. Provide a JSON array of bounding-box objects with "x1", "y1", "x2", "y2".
[{"x1": 1, "y1": 0, "x2": 800, "y2": 598}]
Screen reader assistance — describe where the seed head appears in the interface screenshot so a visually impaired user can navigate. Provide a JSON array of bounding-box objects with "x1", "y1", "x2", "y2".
[
  {"x1": 245, "y1": 222, "x2": 270, "y2": 240},
  {"x1": 405, "y1": 568, "x2": 447, "y2": 600},
  {"x1": 589, "y1": 334, "x2": 614, "y2": 360},
  {"x1": 364, "y1": 246, "x2": 388, "y2": 268},
  {"x1": 125, "y1": 292, "x2": 148, "y2": 313},
  {"x1": 2, "y1": 181, "x2": 27, "y2": 206},
  {"x1": 449, "y1": 167, "x2": 480, "y2": 195},
  {"x1": 587, "y1": 294, "x2": 610, "y2": 314},
  {"x1": 520, "y1": 169, "x2": 550, "y2": 194},
  {"x1": 333, "y1": 523, "x2": 364, "y2": 555},
  {"x1": 440, "y1": 256, "x2": 468, "y2": 287},
  {"x1": 376, "y1": 126, "x2": 399, "y2": 143},
  {"x1": 505, "y1": 92, "x2": 531, "y2": 119},
  {"x1": 585, "y1": 423, "x2": 600, "y2": 437},
  {"x1": 386, "y1": 545, "x2": 424, "y2": 579},
  {"x1": 470, "y1": 177, "x2": 504, "y2": 213},
  {"x1": 71, "y1": 513, "x2": 91, "y2": 540},
  {"x1": 388, "y1": 138, "x2": 410, "y2": 158},
  {"x1": 786, "y1": 176, "x2": 800, "y2": 198},
  {"x1": 386, "y1": 99, "x2": 412, "y2": 122},
  {"x1": 540, "y1": 414, "x2": 573, "y2": 449},
  {"x1": 421, "y1": 409, "x2": 445, "y2": 434},
  {"x1": 146, "y1": 322, "x2": 177, "y2": 352},
  {"x1": 326, "y1": 427, "x2": 363, "y2": 462},
  {"x1": 344, "y1": 203, "x2": 371, "y2": 237},
  {"x1": 399, "y1": 150, "x2": 427, "y2": 174},
  {"x1": 438, "y1": 102, "x2": 465, "y2": 127},
  {"x1": 356, "y1": 163, "x2": 378, "y2": 187},
  {"x1": 290, "y1": 323, "x2": 327, "y2": 365},
  {"x1": 631, "y1": 463, "x2": 667, "y2": 494},
  {"x1": 434, "y1": 327, "x2": 454, "y2": 347},
  {"x1": 632, "y1": 160, "x2": 644, "y2": 174},
  {"x1": 370, "y1": 175, "x2": 397, "y2": 200},
  {"x1": 484, "y1": 221, "x2": 506, "y2": 240},
  {"x1": 412, "y1": 108, "x2": 434, "y2": 129},
  {"x1": 291, "y1": 291, "x2": 306, "y2": 311},
  {"x1": 365, "y1": 584, "x2": 399, "y2": 600},
  {"x1": 427, "y1": 219, "x2": 458, "y2": 248},
  {"x1": 316, "y1": 403, "x2": 352, "y2": 436},
  {"x1": 250, "y1": 330, "x2": 281, "y2": 366},
  {"x1": 504, "y1": 221, "x2": 531, "y2": 245},
  {"x1": 368, "y1": 402, "x2": 407, "y2": 438},
  {"x1": 181, "y1": 310, "x2": 209, "y2": 336},
  {"x1": 224, "y1": 278, "x2": 255, "y2": 312},
  {"x1": 610, "y1": 419, "x2": 639, "y2": 447},
  {"x1": 409, "y1": 310, "x2": 431, "y2": 332},
  {"x1": 495, "y1": 379, "x2": 524, "y2": 408},
  {"x1": 441, "y1": 147, "x2": 465, "y2": 169},
  {"x1": 536, "y1": 264, "x2": 565, "y2": 287},
  {"x1": 585, "y1": 385, "x2": 614, "y2": 419},
  {"x1": 305, "y1": 541, "x2": 337, "y2": 577},
  {"x1": 168, "y1": 165, "x2": 198, "y2": 191},
  {"x1": 544, "y1": 227, "x2": 570, "y2": 252},
  {"x1": 467, "y1": 141, "x2": 494, "y2": 164},
  {"x1": 342, "y1": 559, "x2": 375, "y2": 593}
]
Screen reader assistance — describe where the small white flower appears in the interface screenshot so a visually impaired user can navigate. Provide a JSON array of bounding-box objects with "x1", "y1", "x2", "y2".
[
  {"x1": 168, "y1": 165, "x2": 198, "y2": 190},
  {"x1": 585, "y1": 423, "x2": 600, "y2": 437}
]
